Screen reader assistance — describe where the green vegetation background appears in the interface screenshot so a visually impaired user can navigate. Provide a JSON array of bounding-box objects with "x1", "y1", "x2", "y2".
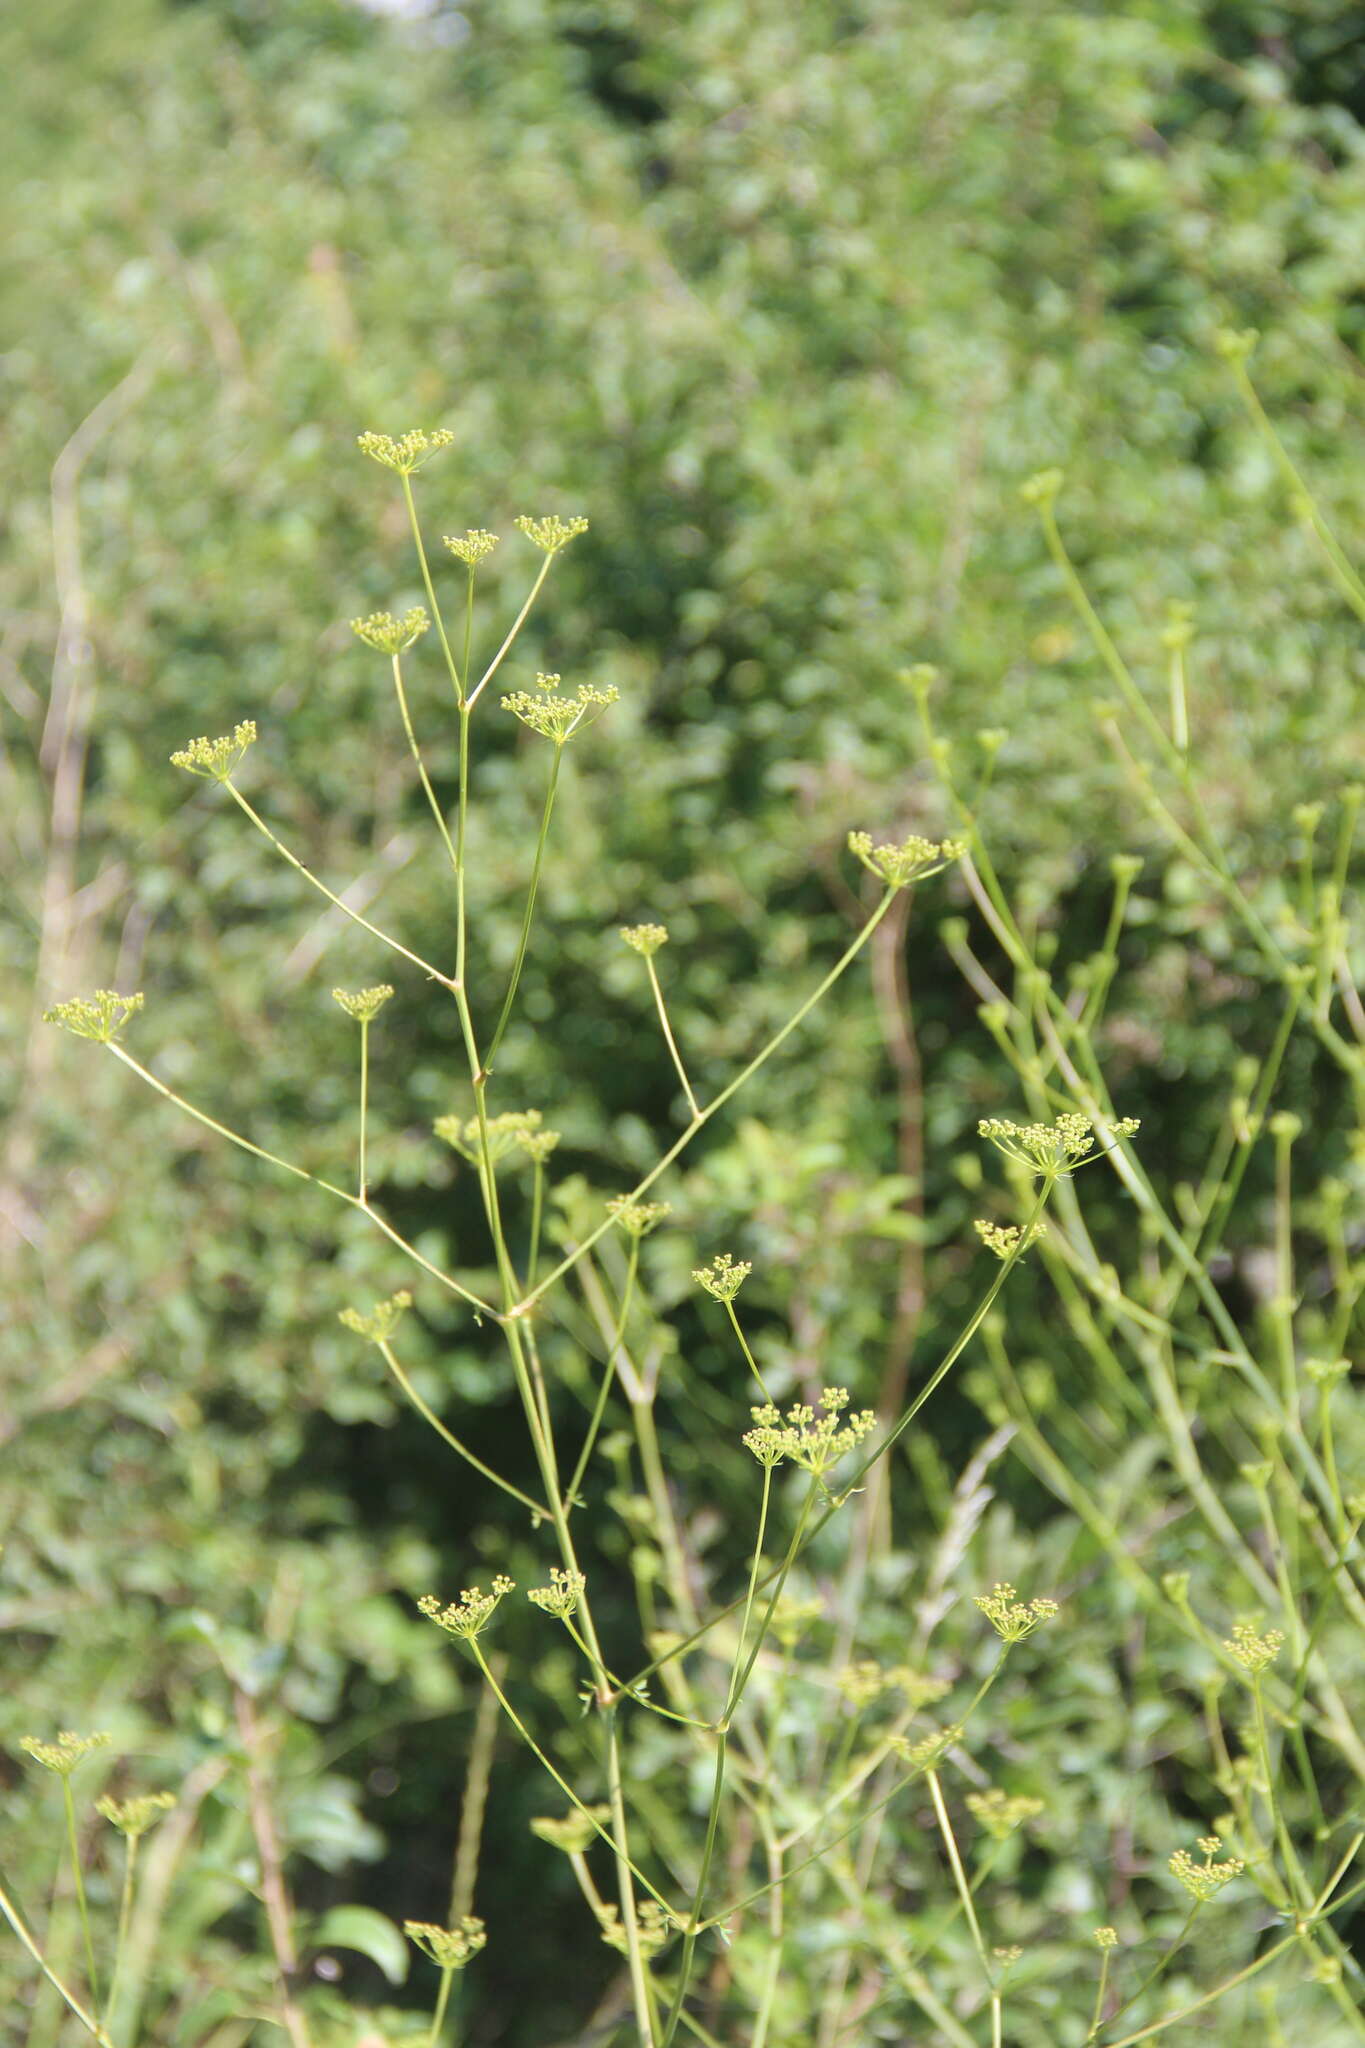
[{"x1": 2, "y1": 1, "x2": 1363, "y2": 2041}]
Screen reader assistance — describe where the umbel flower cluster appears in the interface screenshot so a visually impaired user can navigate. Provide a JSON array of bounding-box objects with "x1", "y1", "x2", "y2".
[
  {"x1": 979, "y1": 1112, "x2": 1139, "y2": 1180},
  {"x1": 404, "y1": 1917, "x2": 487, "y2": 1970},
  {"x1": 973, "y1": 1583, "x2": 1060, "y2": 1642},
  {"x1": 1169, "y1": 1838, "x2": 1245, "y2": 1902},
  {"x1": 350, "y1": 608, "x2": 430, "y2": 655},
  {"x1": 847, "y1": 829, "x2": 967, "y2": 889},
  {"x1": 339, "y1": 1291, "x2": 412, "y2": 1346},
  {"x1": 419, "y1": 1580, "x2": 515, "y2": 1642},
  {"x1": 435, "y1": 1107, "x2": 555, "y2": 1167},
  {"x1": 170, "y1": 721, "x2": 257, "y2": 782},
  {"x1": 43, "y1": 990, "x2": 144, "y2": 1045},
  {"x1": 96, "y1": 1791, "x2": 176, "y2": 1839},
  {"x1": 332, "y1": 985, "x2": 394, "y2": 1023},
  {"x1": 607, "y1": 1195, "x2": 670, "y2": 1238},
  {"x1": 501, "y1": 670, "x2": 618, "y2": 745},
  {"x1": 743, "y1": 1388, "x2": 876, "y2": 1476},
  {"x1": 20, "y1": 1731, "x2": 111, "y2": 1777}
]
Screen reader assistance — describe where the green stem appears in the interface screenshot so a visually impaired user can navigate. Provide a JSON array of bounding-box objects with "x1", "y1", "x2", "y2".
[
  {"x1": 106, "y1": 1835, "x2": 137, "y2": 2042},
  {"x1": 485, "y1": 747, "x2": 562, "y2": 1073},
  {"x1": 1223, "y1": 352, "x2": 1365, "y2": 625},
  {"x1": 723, "y1": 1299, "x2": 771, "y2": 1401},
  {"x1": 659, "y1": 1469, "x2": 779, "y2": 2048},
  {"x1": 646, "y1": 954, "x2": 700, "y2": 1121},
  {"x1": 224, "y1": 783, "x2": 456, "y2": 988},
  {"x1": 466, "y1": 556, "x2": 554, "y2": 708},
  {"x1": 426, "y1": 1964, "x2": 454, "y2": 2048},
  {"x1": 0, "y1": 1877, "x2": 109, "y2": 2044},
  {"x1": 358, "y1": 1017, "x2": 370, "y2": 1202},
  {"x1": 567, "y1": 1242, "x2": 638, "y2": 1509},
  {"x1": 389, "y1": 651, "x2": 458, "y2": 871},
  {"x1": 62, "y1": 1778, "x2": 99, "y2": 2013},
  {"x1": 104, "y1": 1045, "x2": 499, "y2": 1320},
  {"x1": 400, "y1": 472, "x2": 464, "y2": 703},
  {"x1": 519, "y1": 889, "x2": 900, "y2": 1311},
  {"x1": 377, "y1": 1341, "x2": 547, "y2": 1516}
]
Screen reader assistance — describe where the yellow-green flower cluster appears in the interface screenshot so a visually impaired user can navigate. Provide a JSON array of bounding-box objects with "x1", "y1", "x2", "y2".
[
  {"x1": 21, "y1": 1731, "x2": 111, "y2": 1777},
  {"x1": 743, "y1": 1387, "x2": 876, "y2": 1477},
  {"x1": 43, "y1": 990, "x2": 144, "y2": 1044},
  {"x1": 443, "y1": 529, "x2": 500, "y2": 566},
  {"x1": 974, "y1": 1217, "x2": 1047, "y2": 1260},
  {"x1": 350, "y1": 608, "x2": 429, "y2": 655},
  {"x1": 501, "y1": 671, "x2": 618, "y2": 745},
  {"x1": 835, "y1": 1661, "x2": 894, "y2": 1709},
  {"x1": 515, "y1": 513, "x2": 589, "y2": 554},
  {"x1": 435, "y1": 1107, "x2": 550, "y2": 1167},
  {"x1": 978, "y1": 1112, "x2": 1138, "y2": 1179},
  {"x1": 97, "y1": 1791, "x2": 176, "y2": 1839},
  {"x1": 357, "y1": 428, "x2": 454, "y2": 474},
  {"x1": 693, "y1": 1252, "x2": 751, "y2": 1301},
  {"x1": 1094, "y1": 1926, "x2": 1119, "y2": 1950},
  {"x1": 607, "y1": 1196, "x2": 670, "y2": 1239},
  {"x1": 517, "y1": 1126, "x2": 561, "y2": 1165},
  {"x1": 1169, "y1": 1838, "x2": 1244, "y2": 1902},
  {"x1": 966, "y1": 1787, "x2": 1045, "y2": 1840},
  {"x1": 1223, "y1": 1623, "x2": 1285, "y2": 1676},
  {"x1": 332, "y1": 984, "x2": 394, "y2": 1022},
  {"x1": 404, "y1": 1917, "x2": 486, "y2": 1969},
  {"x1": 527, "y1": 1567, "x2": 586, "y2": 1620},
  {"x1": 598, "y1": 1900, "x2": 678, "y2": 1960},
  {"x1": 170, "y1": 721, "x2": 257, "y2": 782},
  {"x1": 1019, "y1": 467, "x2": 1065, "y2": 508},
  {"x1": 974, "y1": 1582, "x2": 1059, "y2": 1642},
  {"x1": 890, "y1": 1723, "x2": 964, "y2": 1772},
  {"x1": 847, "y1": 830, "x2": 966, "y2": 889},
  {"x1": 339, "y1": 1291, "x2": 412, "y2": 1346},
  {"x1": 531, "y1": 1805, "x2": 611, "y2": 1854},
  {"x1": 620, "y1": 923, "x2": 668, "y2": 957},
  {"x1": 419, "y1": 1579, "x2": 514, "y2": 1641}
]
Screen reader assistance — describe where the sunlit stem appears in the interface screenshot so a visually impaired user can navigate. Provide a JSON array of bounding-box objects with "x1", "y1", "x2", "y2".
[
  {"x1": 645, "y1": 954, "x2": 700, "y2": 1121},
  {"x1": 567, "y1": 1240, "x2": 639, "y2": 1510},
  {"x1": 104, "y1": 1044, "x2": 499, "y2": 1319},
  {"x1": 485, "y1": 746, "x2": 563, "y2": 1073},
  {"x1": 927, "y1": 1771, "x2": 991, "y2": 1999},
  {"x1": 106, "y1": 1832, "x2": 138, "y2": 2039},
  {"x1": 223, "y1": 783, "x2": 456, "y2": 988},
  {"x1": 723, "y1": 1298, "x2": 772, "y2": 1401},
  {"x1": 377, "y1": 1341, "x2": 546, "y2": 1517},
  {"x1": 1087, "y1": 1944, "x2": 1115, "y2": 2042},
  {"x1": 0, "y1": 1877, "x2": 109, "y2": 2043},
  {"x1": 426, "y1": 1964, "x2": 454, "y2": 2048},
  {"x1": 390, "y1": 651, "x2": 457, "y2": 872},
  {"x1": 466, "y1": 555, "x2": 554, "y2": 709},
  {"x1": 400, "y1": 472, "x2": 464, "y2": 704},
  {"x1": 1167, "y1": 636, "x2": 1189, "y2": 753},
  {"x1": 519, "y1": 889, "x2": 899, "y2": 1311},
  {"x1": 358, "y1": 1017, "x2": 371, "y2": 1202},
  {"x1": 62, "y1": 1777, "x2": 100, "y2": 2013},
  {"x1": 466, "y1": 1645, "x2": 670, "y2": 1912}
]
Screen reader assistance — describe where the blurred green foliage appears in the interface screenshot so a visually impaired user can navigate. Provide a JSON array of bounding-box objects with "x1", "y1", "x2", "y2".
[{"x1": 2, "y1": 1, "x2": 1363, "y2": 2041}]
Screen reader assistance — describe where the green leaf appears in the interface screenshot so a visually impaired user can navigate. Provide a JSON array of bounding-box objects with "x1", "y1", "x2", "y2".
[{"x1": 310, "y1": 1905, "x2": 409, "y2": 1987}]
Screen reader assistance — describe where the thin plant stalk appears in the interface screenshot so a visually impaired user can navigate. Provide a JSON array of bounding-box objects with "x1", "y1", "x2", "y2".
[
  {"x1": 645, "y1": 952, "x2": 700, "y2": 1121},
  {"x1": 105, "y1": 1833, "x2": 139, "y2": 2042},
  {"x1": 61, "y1": 1778, "x2": 99, "y2": 2014},
  {"x1": 0, "y1": 1879, "x2": 107, "y2": 2045},
  {"x1": 223, "y1": 782, "x2": 456, "y2": 988},
  {"x1": 484, "y1": 747, "x2": 562, "y2": 1073}
]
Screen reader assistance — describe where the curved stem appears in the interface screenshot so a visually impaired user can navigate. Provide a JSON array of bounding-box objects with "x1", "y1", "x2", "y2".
[{"x1": 485, "y1": 748, "x2": 562, "y2": 1073}]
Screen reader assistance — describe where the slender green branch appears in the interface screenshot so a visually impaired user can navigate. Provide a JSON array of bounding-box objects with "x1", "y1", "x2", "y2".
[
  {"x1": 485, "y1": 748, "x2": 563, "y2": 1073},
  {"x1": 223, "y1": 783, "x2": 457, "y2": 988},
  {"x1": 645, "y1": 953, "x2": 700, "y2": 1121},
  {"x1": 518, "y1": 889, "x2": 900, "y2": 1312}
]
